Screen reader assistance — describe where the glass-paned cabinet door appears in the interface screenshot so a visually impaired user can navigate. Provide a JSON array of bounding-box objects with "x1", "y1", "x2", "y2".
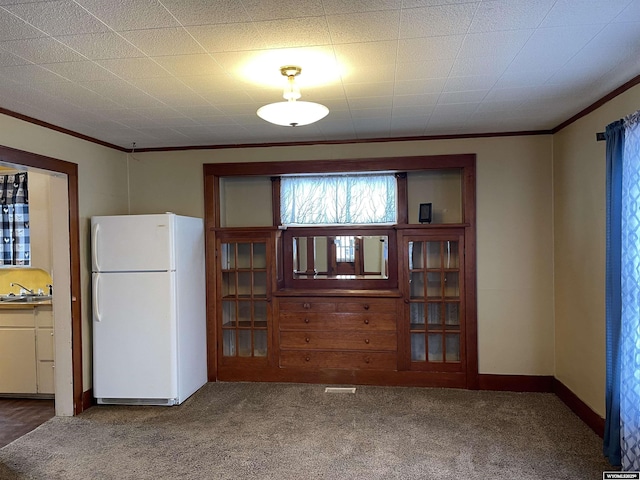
[
  {"x1": 405, "y1": 233, "x2": 464, "y2": 371},
  {"x1": 218, "y1": 236, "x2": 271, "y2": 361}
]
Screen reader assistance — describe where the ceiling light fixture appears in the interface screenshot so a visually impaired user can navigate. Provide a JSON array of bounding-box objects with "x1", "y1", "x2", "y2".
[{"x1": 257, "y1": 66, "x2": 329, "y2": 127}]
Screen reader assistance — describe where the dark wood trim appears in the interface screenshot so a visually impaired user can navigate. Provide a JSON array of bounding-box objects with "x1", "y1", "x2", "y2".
[
  {"x1": 271, "y1": 176, "x2": 281, "y2": 227},
  {"x1": 552, "y1": 74, "x2": 640, "y2": 133},
  {"x1": 137, "y1": 130, "x2": 552, "y2": 152},
  {"x1": 396, "y1": 173, "x2": 408, "y2": 224},
  {"x1": 478, "y1": 374, "x2": 554, "y2": 392},
  {"x1": 553, "y1": 378, "x2": 605, "y2": 438},
  {"x1": 81, "y1": 388, "x2": 94, "y2": 410},
  {"x1": 0, "y1": 107, "x2": 127, "y2": 152},
  {"x1": 204, "y1": 155, "x2": 476, "y2": 177},
  {"x1": 67, "y1": 167, "x2": 83, "y2": 415},
  {"x1": 0, "y1": 145, "x2": 84, "y2": 414},
  {"x1": 203, "y1": 173, "x2": 217, "y2": 381},
  {"x1": 463, "y1": 161, "x2": 478, "y2": 389},
  {"x1": 218, "y1": 366, "x2": 467, "y2": 388}
]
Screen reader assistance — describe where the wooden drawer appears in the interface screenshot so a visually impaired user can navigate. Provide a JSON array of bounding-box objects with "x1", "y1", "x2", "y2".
[
  {"x1": 279, "y1": 312, "x2": 397, "y2": 331},
  {"x1": 278, "y1": 297, "x2": 398, "y2": 314},
  {"x1": 280, "y1": 331, "x2": 397, "y2": 351},
  {"x1": 280, "y1": 350, "x2": 397, "y2": 370}
]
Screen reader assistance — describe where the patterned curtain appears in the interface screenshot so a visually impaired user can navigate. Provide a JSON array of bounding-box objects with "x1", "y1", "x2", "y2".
[
  {"x1": 605, "y1": 110, "x2": 640, "y2": 470},
  {"x1": 281, "y1": 174, "x2": 397, "y2": 225},
  {"x1": 0, "y1": 172, "x2": 30, "y2": 266},
  {"x1": 620, "y1": 110, "x2": 640, "y2": 471}
]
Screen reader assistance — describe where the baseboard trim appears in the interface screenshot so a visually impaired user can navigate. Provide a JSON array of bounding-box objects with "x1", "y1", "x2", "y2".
[
  {"x1": 81, "y1": 388, "x2": 94, "y2": 412},
  {"x1": 552, "y1": 378, "x2": 604, "y2": 438},
  {"x1": 478, "y1": 374, "x2": 554, "y2": 392}
]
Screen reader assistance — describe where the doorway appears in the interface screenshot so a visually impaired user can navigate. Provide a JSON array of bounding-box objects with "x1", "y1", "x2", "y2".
[{"x1": 0, "y1": 145, "x2": 83, "y2": 416}]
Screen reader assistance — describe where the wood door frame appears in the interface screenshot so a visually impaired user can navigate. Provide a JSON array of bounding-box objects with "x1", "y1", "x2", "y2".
[{"x1": 0, "y1": 145, "x2": 84, "y2": 414}]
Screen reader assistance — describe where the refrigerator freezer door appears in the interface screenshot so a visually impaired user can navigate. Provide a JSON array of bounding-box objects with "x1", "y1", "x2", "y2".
[
  {"x1": 93, "y1": 271, "x2": 178, "y2": 402},
  {"x1": 92, "y1": 214, "x2": 175, "y2": 273}
]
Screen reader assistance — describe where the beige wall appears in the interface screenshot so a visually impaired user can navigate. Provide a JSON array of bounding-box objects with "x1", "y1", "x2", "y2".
[
  {"x1": 0, "y1": 113, "x2": 129, "y2": 393},
  {"x1": 553, "y1": 82, "x2": 640, "y2": 417},
  {"x1": 28, "y1": 171, "x2": 52, "y2": 273},
  {"x1": 129, "y1": 135, "x2": 556, "y2": 376}
]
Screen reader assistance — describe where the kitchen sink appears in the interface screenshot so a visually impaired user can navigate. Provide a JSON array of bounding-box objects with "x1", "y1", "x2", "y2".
[{"x1": 0, "y1": 294, "x2": 52, "y2": 303}]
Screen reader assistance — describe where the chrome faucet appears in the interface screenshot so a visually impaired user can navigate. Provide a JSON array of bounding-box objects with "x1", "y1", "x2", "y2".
[{"x1": 10, "y1": 282, "x2": 34, "y2": 294}]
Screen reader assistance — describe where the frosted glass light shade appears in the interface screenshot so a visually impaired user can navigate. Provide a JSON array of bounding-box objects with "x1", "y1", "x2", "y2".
[{"x1": 257, "y1": 100, "x2": 329, "y2": 127}]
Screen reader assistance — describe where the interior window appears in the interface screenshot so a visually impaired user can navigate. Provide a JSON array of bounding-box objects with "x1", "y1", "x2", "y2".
[{"x1": 280, "y1": 173, "x2": 397, "y2": 225}]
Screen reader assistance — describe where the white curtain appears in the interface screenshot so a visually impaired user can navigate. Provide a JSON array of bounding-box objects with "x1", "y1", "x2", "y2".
[
  {"x1": 281, "y1": 174, "x2": 397, "y2": 225},
  {"x1": 620, "y1": 110, "x2": 640, "y2": 471}
]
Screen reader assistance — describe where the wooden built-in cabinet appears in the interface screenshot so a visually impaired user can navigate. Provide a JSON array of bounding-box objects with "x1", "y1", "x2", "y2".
[
  {"x1": 277, "y1": 296, "x2": 399, "y2": 370},
  {"x1": 399, "y1": 229, "x2": 465, "y2": 373},
  {"x1": 215, "y1": 230, "x2": 280, "y2": 370},
  {"x1": 205, "y1": 155, "x2": 477, "y2": 389}
]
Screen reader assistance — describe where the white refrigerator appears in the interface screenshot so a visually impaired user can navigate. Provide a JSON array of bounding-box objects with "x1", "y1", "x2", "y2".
[{"x1": 91, "y1": 213, "x2": 207, "y2": 406}]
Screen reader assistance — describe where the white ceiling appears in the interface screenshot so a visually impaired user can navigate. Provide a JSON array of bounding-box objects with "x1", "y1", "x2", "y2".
[{"x1": 0, "y1": 0, "x2": 639, "y2": 150}]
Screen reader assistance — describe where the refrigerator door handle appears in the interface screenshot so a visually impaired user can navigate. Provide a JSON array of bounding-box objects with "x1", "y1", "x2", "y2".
[
  {"x1": 93, "y1": 274, "x2": 102, "y2": 322},
  {"x1": 92, "y1": 222, "x2": 100, "y2": 271}
]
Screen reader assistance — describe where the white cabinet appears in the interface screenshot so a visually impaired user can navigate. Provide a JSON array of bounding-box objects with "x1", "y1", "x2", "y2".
[
  {"x1": 0, "y1": 305, "x2": 54, "y2": 395},
  {"x1": 35, "y1": 306, "x2": 54, "y2": 394}
]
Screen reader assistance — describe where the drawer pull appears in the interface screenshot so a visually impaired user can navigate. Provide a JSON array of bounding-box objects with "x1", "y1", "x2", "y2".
[
  {"x1": 364, "y1": 357, "x2": 370, "y2": 364},
  {"x1": 305, "y1": 356, "x2": 311, "y2": 362},
  {"x1": 305, "y1": 337, "x2": 310, "y2": 343},
  {"x1": 304, "y1": 318, "x2": 310, "y2": 324},
  {"x1": 364, "y1": 318, "x2": 370, "y2": 325},
  {"x1": 364, "y1": 339, "x2": 370, "y2": 344},
  {"x1": 364, "y1": 304, "x2": 370, "y2": 310},
  {"x1": 303, "y1": 303, "x2": 311, "y2": 309}
]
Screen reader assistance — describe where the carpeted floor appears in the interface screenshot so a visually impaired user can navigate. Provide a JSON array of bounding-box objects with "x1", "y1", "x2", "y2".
[{"x1": 0, "y1": 382, "x2": 611, "y2": 479}]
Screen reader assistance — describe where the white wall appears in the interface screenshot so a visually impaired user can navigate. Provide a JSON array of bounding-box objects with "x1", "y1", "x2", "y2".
[{"x1": 129, "y1": 135, "x2": 555, "y2": 376}]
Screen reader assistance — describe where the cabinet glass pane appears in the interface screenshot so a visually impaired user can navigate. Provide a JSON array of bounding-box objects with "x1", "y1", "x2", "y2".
[
  {"x1": 238, "y1": 272, "x2": 251, "y2": 296},
  {"x1": 444, "y1": 241, "x2": 459, "y2": 269},
  {"x1": 409, "y1": 242, "x2": 424, "y2": 269},
  {"x1": 445, "y1": 303, "x2": 459, "y2": 327},
  {"x1": 238, "y1": 330, "x2": 252, "y2": 357},
  {"x1": 254, "y1": 330, "x2": 267, "y2": 357},
  {"x1": 428, "y1": 334, "x2": 443, "y2": 362},
  {"x1": 238, "y1": 301, "x2": 251, "y2": 327},
  {"x1": 222, "y1": 301, "x2": 236, "y2": 327},
  {"x1": 427, "y1": 272, "x2": 441, "y2": 298},
  {"x1": 220, "y1": 243, "x2": 235, "y2": 270},
  {"x1": 222, "y1": 272, "x2": 236, "y2": 297},
  {"x1": 446, "y1": 334, "x2": 460, "y2": 362},
  {"x1": 254, "y1": 301, "x2": 267, "y2": 328},
  {"x1": 222, "y1": 330, "x2": 235, "y2": 356},
  {"x1": 253, "y1": 271, "x2": 267, "y2": 297},
  {"x1": 410, "y1": 272, "x2": 425, "y2": 298},
  {"x1": 253, "y1": 243, "x2": 267, "y2": 269},
  {"x1": 444, "y1": 272, "x2": 459, "y2": 298},
  {"x1": 237, "y1": 243, "x2": 251, "y2": 269},
  {"x1": 411, "y1": 333, "x2": 426, "y2": 362},
  {"x1": 410, "y1": 303, "x2": 425, "y2": 329},
  {"x1": 426, "y1": 242, "x2": 441, "y2": 269},
  {"x1": 427, "y1": 303, "x2": 441, "y2": 325}
]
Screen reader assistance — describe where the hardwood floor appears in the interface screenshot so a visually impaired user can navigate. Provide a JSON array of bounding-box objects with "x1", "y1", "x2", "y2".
[{"x1": 0, "y1": 398, "x2": 55, "y2": 448}]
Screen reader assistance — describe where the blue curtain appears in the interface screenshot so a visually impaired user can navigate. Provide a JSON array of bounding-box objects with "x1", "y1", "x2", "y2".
[
  {"x1": 605, "y1": 111, "x2": 640, "y2": 470},
  {"x1": 604, "y1": 119, "x2": 624, "y2": 465}
]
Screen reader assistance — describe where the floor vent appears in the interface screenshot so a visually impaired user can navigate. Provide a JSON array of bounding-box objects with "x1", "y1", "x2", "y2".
[{"x1": 324, "y1": 387, "x2": 356, "y2": 394}]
